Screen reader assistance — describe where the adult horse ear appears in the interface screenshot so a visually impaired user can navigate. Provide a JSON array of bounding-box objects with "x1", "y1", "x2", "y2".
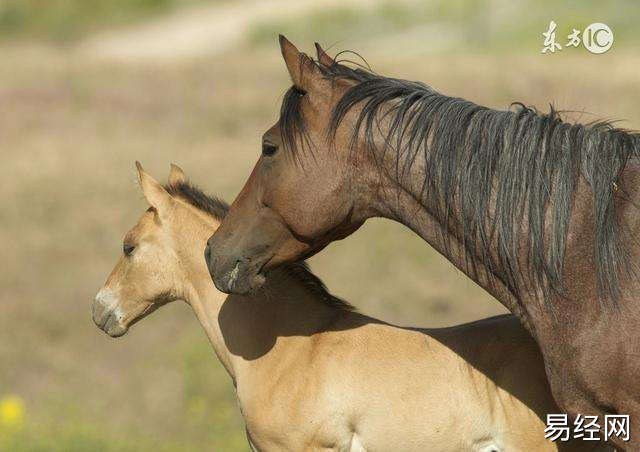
[
  {"x1": 168, "y1": 163, "x2": 186, "y2": 186},
  {"x1": 279, "y1": 35, "x2": 321, "y2": 92},
  {"x1": 135, "y1": 161, "x2": 174, "y2": 215},
  {"x1": 314, "y1": 42, "x2": 333, "y2": 67}
]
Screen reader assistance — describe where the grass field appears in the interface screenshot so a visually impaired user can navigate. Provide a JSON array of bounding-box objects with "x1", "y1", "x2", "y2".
[
  {"x1": 0, "y1": 0, "x2": 218, "y2": 42},
  {"x1": 1, "y1": 1, "x2": 639, "y2": 450}
]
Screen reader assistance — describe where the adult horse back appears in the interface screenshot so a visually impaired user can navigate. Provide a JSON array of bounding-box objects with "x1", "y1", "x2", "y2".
[{"x1": 205, "y1": 36, "x2": 640, "y2": 449}]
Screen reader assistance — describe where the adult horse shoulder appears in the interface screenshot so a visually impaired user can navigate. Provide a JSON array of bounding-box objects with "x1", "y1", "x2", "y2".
[
  {"x1": 204, "y1": 37, "x2": 640, "y2": 450},
  {"x1": 93, "y1": 164, "x2": 605, "y2": 451}
]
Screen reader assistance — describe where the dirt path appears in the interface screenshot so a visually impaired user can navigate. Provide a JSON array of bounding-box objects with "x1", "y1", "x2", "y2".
[{"x1": 77, "y1": 0, "x2": 379, "y2": 62}]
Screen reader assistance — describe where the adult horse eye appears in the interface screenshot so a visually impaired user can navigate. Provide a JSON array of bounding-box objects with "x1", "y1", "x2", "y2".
[
  {"x1": 123, "y1": 243, "x2": 135, "y2": 256},
  {"x1": 262, "y1": 143, "x2": 278, "y2": 157}
]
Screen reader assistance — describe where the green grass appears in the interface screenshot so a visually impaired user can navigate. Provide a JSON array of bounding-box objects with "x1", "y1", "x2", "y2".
[
  {"x1": 0, "y1": 331, "x2": 247, "y2": 452},
  {"x1": 172, "y1": 331, "x2": 247, "y2": 450},
  {"x1": 3, "y1": 0, "x2": 637, "y2": 49},
  {"x1": 1, "y1": 423, "x2": 168, "y2": 452},
  {"x1": 249, "y1": 2, "x2": 429, "y2": 47},
  {"x1": 0, "y1": 0, "x2": 221, "y2": 42},
  {"x1": 248, "y1": 0, "x2": 640, "y2": 52}
]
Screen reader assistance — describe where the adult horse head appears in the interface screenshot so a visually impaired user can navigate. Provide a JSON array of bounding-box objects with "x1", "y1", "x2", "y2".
[{"x1": 205, "y1": 36, "x2": 376, "y2": 294}]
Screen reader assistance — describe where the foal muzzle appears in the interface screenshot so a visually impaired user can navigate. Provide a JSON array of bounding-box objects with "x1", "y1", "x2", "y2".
[{"x1": 92, "y1": 290, "x2": 128, "y2": 337}]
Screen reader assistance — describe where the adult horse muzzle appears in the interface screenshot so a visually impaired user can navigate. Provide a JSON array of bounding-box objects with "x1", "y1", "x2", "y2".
[
  {"x1": 204, "y1": 247, "x2": 268, "y2": 295},
  {"x1": 205, "y1": 196, "x2": 278, "y2": 294},
  {"x1": 204, "y1": 204, "x2": 313, "y2": 295}
]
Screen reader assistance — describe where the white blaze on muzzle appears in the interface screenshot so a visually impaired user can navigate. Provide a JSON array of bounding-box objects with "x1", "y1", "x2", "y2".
[{"x1": 92, "y1": 287, "x2": 126, "y2": 336}]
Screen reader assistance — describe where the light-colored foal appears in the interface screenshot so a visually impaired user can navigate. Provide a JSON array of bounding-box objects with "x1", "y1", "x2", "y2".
[{"x1": 93, "y1": 164, "x2": 607, "y2": 452}]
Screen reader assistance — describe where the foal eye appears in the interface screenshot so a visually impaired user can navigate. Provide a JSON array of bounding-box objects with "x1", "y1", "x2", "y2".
[
  {"x1": 123, "y1": 243, "x2": 135, "y2": 256},
  {"x1": 262, "y1": 143, "x2": 278, "y2": 157}
]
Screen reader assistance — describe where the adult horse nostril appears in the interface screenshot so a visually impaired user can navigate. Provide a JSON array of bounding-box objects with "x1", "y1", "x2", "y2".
[{"x1": 228, "y1": 260, "x2": 242, "y2": 289}]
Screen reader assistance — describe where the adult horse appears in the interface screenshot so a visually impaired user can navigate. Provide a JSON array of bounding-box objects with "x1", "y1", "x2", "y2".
[
  {"x1": 205, "y1": 37, "x2": 640, "y2": 449},
  {"x1": 94, "y1": 163, "x2": 605, "y2": 451}
]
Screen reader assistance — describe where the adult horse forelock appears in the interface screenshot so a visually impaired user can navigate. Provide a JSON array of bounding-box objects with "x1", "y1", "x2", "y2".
[{"x1": 205, "y1": 36, "x2": 640, "y2": 448}]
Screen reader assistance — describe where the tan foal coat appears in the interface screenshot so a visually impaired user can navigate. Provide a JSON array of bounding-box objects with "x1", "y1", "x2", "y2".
[{"x1": 92, "y1": 164, "x2": 605, "y2": 452}]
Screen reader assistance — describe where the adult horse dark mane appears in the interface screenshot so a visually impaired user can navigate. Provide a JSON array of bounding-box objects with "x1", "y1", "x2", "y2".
[{"x1": 280, "y1": 58, "x2": 640, "y2": 306}]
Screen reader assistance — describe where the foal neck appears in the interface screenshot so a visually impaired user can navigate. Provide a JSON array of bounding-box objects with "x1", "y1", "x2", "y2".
[{"x1": 184, "y1": 259, "x2": 347, "y2": 381}]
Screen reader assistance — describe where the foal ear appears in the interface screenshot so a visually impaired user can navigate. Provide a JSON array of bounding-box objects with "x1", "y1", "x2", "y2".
[
  {"x1": 279, "y1": 35, "x2": 321, "y2": 92},
  {"x1": 314, "y1": 42, "x2": 334, "y2": 67},
  {"x1": 135, "y1": 161, "x2": 173, "y2": 213},
  {"x1": 168, "y1": 163, "x2": 186, "y2": 186}
]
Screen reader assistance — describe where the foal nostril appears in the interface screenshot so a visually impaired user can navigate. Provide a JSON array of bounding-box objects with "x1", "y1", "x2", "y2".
[{"x1": 92, "y1": 300, "x2": 107, "y2": 327}]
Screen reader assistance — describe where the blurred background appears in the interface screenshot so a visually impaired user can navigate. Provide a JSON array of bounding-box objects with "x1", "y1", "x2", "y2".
[{"x1": 0, "y1": 0, "x2": 638, "y2": 450}]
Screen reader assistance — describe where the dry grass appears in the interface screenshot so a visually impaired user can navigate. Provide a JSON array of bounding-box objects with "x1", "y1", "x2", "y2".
[{"x1": 1, "y1": 27, "x2": 639, "y2": 451}]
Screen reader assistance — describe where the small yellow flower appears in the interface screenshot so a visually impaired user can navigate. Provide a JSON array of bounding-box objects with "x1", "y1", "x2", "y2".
[{"x1": 0, "y1": 395, "x2": 25, "y2": 430}]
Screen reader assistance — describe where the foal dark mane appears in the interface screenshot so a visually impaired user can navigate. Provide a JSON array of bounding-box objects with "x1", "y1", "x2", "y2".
[
  {"x1": 164, "y1": 180, "x2": 354, "y2": 311},
  {"x1": 165, "y1": 180, "x2": 229, "y2": 221},
  {"x1": 280, "y1": 55, "x2": 640, "y2": 305}
]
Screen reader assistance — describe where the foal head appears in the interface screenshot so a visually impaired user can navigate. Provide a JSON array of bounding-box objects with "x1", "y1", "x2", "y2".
[
  {"x1": 206, "y1": 37, "x2": 379, "y2": 295},
  {"x1": 93, "y1": 163, "x2": 222, "y2": 337}
]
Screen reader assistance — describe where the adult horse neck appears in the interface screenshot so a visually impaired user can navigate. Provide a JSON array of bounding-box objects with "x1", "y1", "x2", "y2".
[{"x1": 205, "y1": 37, "x2": 640, "y2": 449}]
